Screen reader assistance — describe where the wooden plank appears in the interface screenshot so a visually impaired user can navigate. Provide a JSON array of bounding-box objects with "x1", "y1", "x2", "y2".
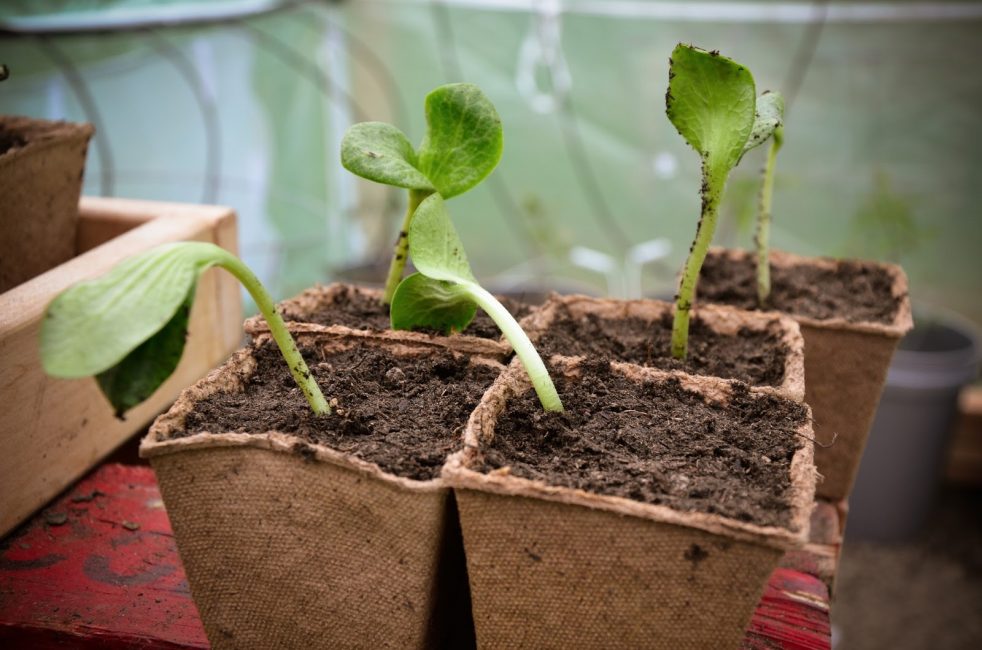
[
  {"x1": 0, "y1": 464, "x2": 208, "y2": 649},
  {"x1": 1, "y1": 463, "x2": 832, "y2": 649},
  {"x1": 0, "y1": 198, "x2": 242, "y2": 537}
]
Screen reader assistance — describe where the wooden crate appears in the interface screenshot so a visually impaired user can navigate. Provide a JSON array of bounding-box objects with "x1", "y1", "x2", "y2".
[{"x1": 0, "y1": 197, "x2": 242, "y2": 537}]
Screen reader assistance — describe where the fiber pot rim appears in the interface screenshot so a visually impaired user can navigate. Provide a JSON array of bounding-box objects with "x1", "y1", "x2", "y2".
[
  {"x1": 0, "y1": 115, "x2": 94, "y2": 162},
  {"x1": 141, "y1": 330, "x2": 507, "y2": 494},
  {"x1": 522, "y1": 292, "x2": 806, "y2": 402},
  {"x1": 243, "y1": 281, "x2": 511, "y2": 359},
  {"x1": 443, "y1": 357, "x2": 817, "y2": 551},
  {"x1": 706, "y1": 246, "x2": 914, "y2": 337}
]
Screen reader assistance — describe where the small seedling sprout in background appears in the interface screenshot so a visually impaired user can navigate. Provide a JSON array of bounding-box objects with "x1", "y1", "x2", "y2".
[
  {"x1": 389, "y1": 194, "x2": 564, "y2": 413},
  {"x1": 340, "y1": 83, "x2": 503, "y2": 304},
  {"x1": 752, "y1": 94, "x2": 785, "y2": 305},
  {"x1": 40, "y1": 243, "x2": 329, "y2": 416},
  {"x1": 665, "y1": 44, "x2": 782, "y2": 359}
]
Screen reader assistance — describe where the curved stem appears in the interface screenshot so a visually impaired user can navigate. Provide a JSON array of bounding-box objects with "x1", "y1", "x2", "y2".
[
  {"x1": 755, "y1": 138, "x2": 779, "y2": 305},
  {"x1": 382, "y1": 189, "x2": 430, "y2": 304},
  {"x1": 467, "y1": 284, "x2": 564, "y2": 413},
  {"x1": 671, "y1": 165, "x2": 723, "y2": 360},
  {"x1": 214, "y1": 250, "x2": 330, "y2": 415}
]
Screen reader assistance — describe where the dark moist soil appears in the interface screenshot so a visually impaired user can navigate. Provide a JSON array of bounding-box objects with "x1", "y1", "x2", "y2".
[
  {"x1": 698, "y1": 253, "x2": 902, "y2": 324},
  {"x1": 282, "y1": 284, "x2": 532, "y2": 339},
  {"x1": 178, "y1": 342, "x2": 500, "y2": 481},
  {"x1": 478, "y1": 360, "x2": 807, "y2": 528},
  {"x1": 536, "y1": 306, "x2": 787, "y2": 387}
]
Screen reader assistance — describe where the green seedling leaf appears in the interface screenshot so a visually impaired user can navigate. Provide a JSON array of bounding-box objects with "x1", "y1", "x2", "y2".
[
  {"x1": 41, "y1": 243, "x2": 213, "y2": 379},
  {"x1": 667, "y1": 44, "x2": 755, "y2": 186},
  {"x1": 95, "y1": 291, "x2": 193, "y2": 417},
  {"x1": 391, "y1": 194, "x2": 563, "y2": 412},
  {"x1": 41, "y1": 242, "x2": 329, "y2": 416},
  {"x1": 389, "y1": 273, "x2": 476, "y2": 334},
  {"x1": 340, "y1": 122, "x2": 434, "y2": 191},
  {"x1": 340, "y1": 83, "x2": 502, "y2": 303},
  {"x1": 742, "y1": 91, "x2": 785, "y2": 158},
  {"x1": 666, "y1": 44, "x2": 758, "y2": 359},
  {"x1": 416, "y1": 83, "x2": 503, "y2": 199},
  {"x1": 404, "y1": 191, "x2": 478, "y2": 285}
]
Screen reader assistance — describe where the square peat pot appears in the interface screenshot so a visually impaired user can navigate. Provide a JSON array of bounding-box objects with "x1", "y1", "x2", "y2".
[
  {"x1": 140, "y1": 330, "x2": 506, "y2": 649},
  {"x1": 443, "y1": 357, "x2": 816, "y2": 649},
  {"x1": 0, "y1": 197, "x2": 241, "y2": 537},
  {"x1": 698, "y1": 247, "x2": 913, "y2": 501},
  {"x1": 522, "y1": 293, "x2": 805, "y2": 402}
]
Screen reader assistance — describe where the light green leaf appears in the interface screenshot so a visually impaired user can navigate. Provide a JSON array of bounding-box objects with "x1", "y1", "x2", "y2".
[
  {"x1": 742, "y1": 91, "x2": 785, "y2": 157},
  {"x1": 40, "y1": 242, "x2": 222, "y2": 379},
  {"x1": 666, "y1": 44, "x2": 756, "y2": 184},
  {"x1": 416, "y1": 83, "x2": 503, "y2": 199},
  {"x1": 95, "y1": 289, "x2": 194, "y2": 416},
  {"x1": 390, "y1": 272, "x2": 477, "y2": 334},
  {"x1": 407, "y1": 193, "x2": 477, "y2": 284},
  {"x1": 340, "y1": 122, "x2": 434, "y2": 191}
]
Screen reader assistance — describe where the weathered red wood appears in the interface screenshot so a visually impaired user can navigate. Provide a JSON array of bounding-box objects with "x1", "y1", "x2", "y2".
[
  {"x1": 742, "y1": 568, "x2": 832, "y2": 650},
  {"x1": 1, "y1": 463, "x2": 832, "y2": 649},
  {"x1": 0, "y1": 464, "x2": 208, "y2": 649}
]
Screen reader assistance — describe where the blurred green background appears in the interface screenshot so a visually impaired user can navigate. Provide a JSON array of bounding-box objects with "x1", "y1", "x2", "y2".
[{"x1": 2, "y1": 0, "x2": 980, "y2": 323}]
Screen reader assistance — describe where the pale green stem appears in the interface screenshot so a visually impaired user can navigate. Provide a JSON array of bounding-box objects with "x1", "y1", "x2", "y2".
[
  {"x1": 671, "y1": 168, "x2": 723, "y2": 360},
  {"x1": 213, "y1": 249, "x2": 330, "y2": 415},
  {"x1": 382, "y1": 189, "x2": 430, "y2": 304},
  {"x1": 755, "y1": 138, "x2": 779, "y2": 306},
  {"x1": 467, "y1": 283, "x2": 564, "y2": 413}
]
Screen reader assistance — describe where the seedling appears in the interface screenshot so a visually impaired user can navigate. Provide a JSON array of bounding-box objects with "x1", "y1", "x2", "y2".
[
  {"x1": 752, "y1": 94, "x2": 785, "y2": 305},
  {"x1": 389, "y1": 194, "x2": 564, "y2": 413},
  {"x1": 341, "y1": 83, "x2": 503, "y2": 304},
  {"x1": 666, "y1": 44, "x2": 782, "y2": 359},
  {"x1": 40, "y1": 242, "x2": 329, "y2": 416}
]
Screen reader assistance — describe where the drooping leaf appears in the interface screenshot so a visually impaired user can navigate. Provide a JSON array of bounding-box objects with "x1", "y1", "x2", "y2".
[
  {"x1": 406, "y1": 193, "x2": 478, "y2": 284},
  {"x1": 340, "y1": 122, "x2": 434, "y2": 191},
  {"x1": 390, "y1": 272, "x2": 477, "y2": 334},
  {"x1": 666, "y1": 44, "x2": 756, "y2": 187},
  {"x1": 742, "y1": 91, "x2": 785, "y2": 157},
  {"x1": 40, "y1": 243, "x2": 224, "y2": 379},
  {"x1": 416, "y1": 83, "x2": 503, "y2": 198},
  {"x1": 95, "y1": 289, "x2": 194, "y2": 416}
]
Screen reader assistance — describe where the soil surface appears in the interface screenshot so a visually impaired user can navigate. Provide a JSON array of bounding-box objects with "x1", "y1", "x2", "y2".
[
  {"x1": 698, "y1": 253, "x2": 902, "y2": 324},
  {"x1": 536, "y1": 306, "x2": 787, "y2": 387},
  {"x1": 179, "y1": 342, "x2": 500, "y2": 481},
  {"x1": 478, "y1": 360, "x2": 807, "y2": 528},
  {"x1": 283, "y1": 284, "x2": 532, "y2": 339}
]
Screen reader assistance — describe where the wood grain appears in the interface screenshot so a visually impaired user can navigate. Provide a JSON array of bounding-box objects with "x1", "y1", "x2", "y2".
[{"x1": 0, "y1": 197, "x2": 242, "y2": 537}]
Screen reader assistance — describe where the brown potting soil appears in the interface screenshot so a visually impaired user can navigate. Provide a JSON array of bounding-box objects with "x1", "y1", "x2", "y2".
[
  {"x1": 282, "y1": 284, "x2": 532, "y2": 339},
  {"x1": 536, "y1": 307, "x2": 787, "y2": 387},
  {"x1": 478, "y1": 360, "x2": 808, "y2": 528},
  {"x1": 698, "y1": 254, "x2": 901, "y2": 324},
  {"x1": 179, "y1": 342, "x2": 500, "y2": 481}
]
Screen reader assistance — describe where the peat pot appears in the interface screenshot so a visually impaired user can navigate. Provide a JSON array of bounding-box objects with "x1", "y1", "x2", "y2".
[
  {"x1": 698, "y1": 248, "x2": 913, "y2": 501},
  {"x1": 848, "y1": 311, "x2": 979, "y2": 541},
  {"x1": 141, "y1": 329, "x2": 506, "y2": 649},
  {"x1": 444, "y1": 357, "x2": 817, "y2": 649}
]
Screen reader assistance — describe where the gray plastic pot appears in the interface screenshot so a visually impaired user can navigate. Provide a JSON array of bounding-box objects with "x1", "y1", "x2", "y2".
[{"x1": 847, "y1": 311, "x2": 980, "y2": 542}]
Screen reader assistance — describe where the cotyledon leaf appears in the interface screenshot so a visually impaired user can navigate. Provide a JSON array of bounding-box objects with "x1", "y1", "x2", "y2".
[
  {"x1": 666, "y1": 44, "x2": 756, "y2": 187},
  {"x1": 390, "y1": 273, "x2": 477, "y2": 334},
  {"x1": 405, "y1": 193, "x2": 478, "y2": 284},
  {"x1": 40, "y1": 242, "x2": 222, "y2": 379},
  {"x1": 416, "y1": 83, "x2": 503, "y2": 199},
  {"x1": 340, "y1": 121, "x2": 434, "y2": 191},
  {"x1": 741, "y1": 90, "x2": 785, "y2": 158}
]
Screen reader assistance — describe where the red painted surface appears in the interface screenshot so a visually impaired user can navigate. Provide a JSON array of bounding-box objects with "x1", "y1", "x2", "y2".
[
  {"x1": 1, "y1": 464, "x2": 832, "y2": 649},
  {"x1": 0, "y1": 464, "x2": 207, "y2": 649}
]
